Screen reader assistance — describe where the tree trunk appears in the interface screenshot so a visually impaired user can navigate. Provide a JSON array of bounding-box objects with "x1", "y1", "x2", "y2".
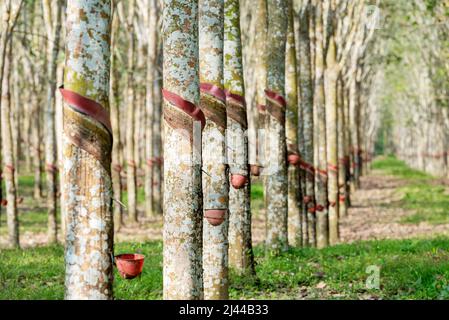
[
  {"x1": 1, "y1": 35, "x2": 19, "y2": 249},
  {"x1": 162, "y1": 0, "x2": 203, "y2": 300},
  {"x1": 43, "y1": 0, "x2": 62, "y2": 244},
  {"x1": 325, "y1": 34, "x2": 339, "y2": 245},
  {"x1": 152, "y1": 63, "x2": 163, "y2": 215},
  {"x1": 298, "y1": 2, "x2": 316, "y2": 247},
  {"x1": 199, "y1": 0, "x2": 229, "y2": 300},
  {"x1": 110, "y1": 0, "x2": 124, "y2": 231},
  {"x1": 337, "y1": 77, "x2": 348, "y2": 217},
  {"x1": 225, "y1": 0, "x2": 255, "y2": 277},
  {"x1": 145, "y1": 0, "x2": 159, "y2": 217},
  {"x1": 62, "y1": 0, "x2": 114, "y2": 300},
  {"x1": 285, "y1": 0, "x2": 302, "y2": 247},
  {"x1": 265, "y1": 0, "x2": 288, "y2": 254},
  {"x1": 312, "y1": 0, "x2": 329, "y2": 249},
  {"x1": 126, "y1": 0, "x2": 138, "y2": 222}
]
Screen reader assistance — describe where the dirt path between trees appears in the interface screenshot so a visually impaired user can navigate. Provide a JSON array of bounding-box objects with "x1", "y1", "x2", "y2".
[
  {"x1": 2, "y1": 169, "x2": 449, "y2": 249},
  {"x1": 340, "y1": 171, "x2": 449, "y2": 243}
]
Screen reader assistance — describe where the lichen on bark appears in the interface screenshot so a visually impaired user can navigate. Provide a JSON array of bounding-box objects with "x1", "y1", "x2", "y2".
[
  {"x1": 265, "y1": 0, "x2": 288, "y2": 254},
  {"x1": 63, "y1": 0, "x2": 114, "y2": 300},
  {"x1": 199, "y1": 0, "x2": 230, "y2": 300},
  {"x1": 225, "y1": 0, "x2": 255, "y2": 276},
  {"x1": 162, "y1": 0, "x2": 203, "y2": 300}
]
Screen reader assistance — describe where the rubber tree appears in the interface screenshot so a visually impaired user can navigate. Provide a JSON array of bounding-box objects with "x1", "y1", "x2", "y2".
[
  {"x1": 62, "y1": 0, "x2": 114, "y2": 300},
  {"x1": 0, "y1": 0, "x2": 23, "y2": 249},
  {"x1": 110, "y1": 0, "x2": 124, "y2": 231},
  {"x1": 145, "y1": 0, "x2": 160, "y2": 217},
  {"x1": 285, "y1": 0, "x2": 302, "y2": 247},
  {"x1": 297, "y1": 0, "x2": 316, "y2": 247},
  {"x1": 253, "y1": 0, "x2": 268, "y2": 177},
  {"x1": 162, "y1": 0, "x2": 204, "y2": 300},
  {"x1": 312, "y1": 0, "x2": 329, "y2": 249},
  {"x1": 199, "y1": 0, "x2": 230, "y2": 300},
  {"x1": 265, "y1": 0, "x2": 288, "y2": 253},
  {"x1": 324, "y1": 0, "x2": 339, "y2": 245},
  {"x1": 125, "y1": 0, "x2": 138, "y2": 222},
  {"x1": 42, "y1": 0, "x2": 63, "y2": 244},
  {"x1": 225, "y1": 0, "x2": 255, "y2": 276}
]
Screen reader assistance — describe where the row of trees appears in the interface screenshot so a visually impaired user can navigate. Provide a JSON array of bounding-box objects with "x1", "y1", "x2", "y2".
[
  {"x1": 372, "y1": 0, "x2": 449, "y2": 177},
  {"x1": 0, "y1": 0, "x2": 382, "y2": 299}
]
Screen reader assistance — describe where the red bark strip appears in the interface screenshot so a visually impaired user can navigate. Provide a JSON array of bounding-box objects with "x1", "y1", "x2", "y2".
[
  {"x1": 162, "y1": 89, "x2": 206, "y2": 130},
  {"x1": 265, "y1": 89, "x2": 286, "y2": 123},
  {"x1": 200, "y1": 84, "x2": 227, "y2": 130},
  {"x1": 4, "y1": 165, "x2": 15, "y2": 173},
  {"x1": 46, "y1": 163, "x2": 59, "y2": 173},
  {"x1": 200, "y1": 83, "x2": 227, "y2": 103},
  {"x1": 60, "y1": 87, "x2": 112, "y2": 134},
  {"x1": 225, "y1": 90, "x2": 248, "y2": 128},
  {"x1": 265, "y1": 89, "x2": 287, "y2": 107},
  {"x1": 112, "y1": 164, "x2": 123, "y2": 173},
  {"x1": 308, "y1": 204, "x2": 324, "y2": 214},
  {"x1": 225, "y1": 90, "x2": 246, "y2": 107},
  {"x1": 316, "y1": 168, "x2": 328, "y2": 177},
  {"x1": 328, "y1": 163, "x2": 338, "y2": 172},
  {"x1": 250, "y1": 165, "x2": 261, "y2": 176},
  {"x1": 257, "y1": 104, "x2": 267, "y2": 112},
  {"x1": 146, "y1": 157, "x2": 163, "y2": 167},
  {"x1": 127, "y1": 160, "x2": 137, "y2": 168},
  {"x1": 299, "y1": 158, "x2": 315, "y2": 175}
]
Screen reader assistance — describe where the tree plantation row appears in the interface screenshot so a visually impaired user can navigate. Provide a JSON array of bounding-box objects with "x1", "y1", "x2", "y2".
[{"x1": 1, "y1": 0, "x2": 448, "y2": 300}]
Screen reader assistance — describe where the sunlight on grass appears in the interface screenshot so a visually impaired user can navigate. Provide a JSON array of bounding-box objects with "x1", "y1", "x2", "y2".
[
  {"x1": 2, "y1": 238, "x2": 449, "y2": 300},
  {"x1": 372, "y1": 156, "x2": 449, "y2": 225},
  {"x1": 372, "y1": 156, "x2": 430, "y2": 180}
]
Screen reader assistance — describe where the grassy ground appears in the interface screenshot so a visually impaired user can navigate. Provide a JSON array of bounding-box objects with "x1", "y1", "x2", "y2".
[
  {"x1": 373, "y1": 157, "x2": 449, "y2": 225},
  {"x1": 2, "y1": 238, "x2": 449, "y2": 300},
  {"x1": 1, "y1": 157, "x2": 449, "y2": 300}
]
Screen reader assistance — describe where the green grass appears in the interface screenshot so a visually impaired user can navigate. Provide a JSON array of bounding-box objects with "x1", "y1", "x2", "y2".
[
  {"x1": 372, "y1": 156, "x2": 430, "y2": 180},
  {"x1": 250, "y1": 181, "x2": 264, "y2": 214},
  {"x1": 372, "y1": 156, "x2": 449, "y2": 225},
  {"x1": 1, "y1": 174, "x2": 59, "y2": 235},
  {"x1": 2, "y1": 238, "x2": 449, "y2": 299},
  {"x1": 2, "y1": 157, "x2": 449, "y2": 299}
]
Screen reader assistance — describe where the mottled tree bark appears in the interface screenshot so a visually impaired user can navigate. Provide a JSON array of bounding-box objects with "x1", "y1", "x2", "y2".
[
  {"x1": 285, "y1": 0, "x2": 302, "y2": 247},
  {"x1": 337, "y1": 77, "x2": 348, "y2": 217},
  {"x1": 254, "y1": 0, "x2": 268, "y2": 175},
  {"x1": 145, "y1": 0, "x2": 159, "y2": 217},
  {"x1": 162, "y1": 0, "x2": 203, "y2": 300},
  {"x1": 125, "y1": 0, "x2": 138, "y2": 222},
  {"x1": 265, "y1": 0, "x2": 288, "y2": 253},
  {"x1": 152, "y1": 63, "x2": 163, "y2": 216},
  {"x1": 324, "y1": 13, "x2": 339, "y2": 245},
  {"x1": 298, "y1": 2, "x2": 316, "y2": 247},
  {"x1": 62, "y1": 0, "x2": 114, "y2": 300},
  {"x1": 1, "y1": 36, "x2": 19, "y2": 249},
  {"x1": 225, "y1": 0, "x2": 255, "y2": 276},
  {"x1": 199, "y1": 0, "x2": 229, "y2": 300},
  {"x1": 110, "y1": 0, "x2": 124, "y2": 231},
  {"x1": 312, "y1": 0, "x2": 329, "y2": 249},
  {"x1": 1, "y1": 0, "x2": 22, "y2": 249},
  {"x1": 43, "y1": 0, "x2": 62, "y2": 244}
]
